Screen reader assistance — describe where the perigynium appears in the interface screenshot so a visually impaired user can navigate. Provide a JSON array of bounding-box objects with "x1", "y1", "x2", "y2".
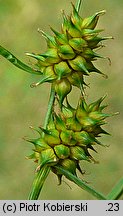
[{"x1": 0, "y1": 0, "x2": 120, "y2": 200}]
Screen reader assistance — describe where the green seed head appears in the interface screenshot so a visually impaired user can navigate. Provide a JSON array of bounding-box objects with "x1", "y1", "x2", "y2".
[
  {"x1": 27, "y1": 2, "x2": 111, "y2": 108},
  {"x1": 26, "y1": 93, "x2": 111, "y2": 182},
  {"x1": 24, "y1": 1, "x2": 113, "y2": 186}
]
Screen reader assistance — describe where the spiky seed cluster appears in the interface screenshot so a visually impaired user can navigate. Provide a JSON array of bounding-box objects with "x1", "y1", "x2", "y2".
[
  {"x1": 26, "y1": 96, "x2": 111, "y2": 183},
  {"x1": 25, "y1": 2, "x2": 113, "y2": 183},
  {"x1": 27, "y1": 4, "x2": 111, "y2": 105}
]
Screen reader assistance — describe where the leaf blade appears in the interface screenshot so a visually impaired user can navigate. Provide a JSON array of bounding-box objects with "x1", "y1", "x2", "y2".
[
  {"x1": 107, "y1": 177, "x2": 123, "y2": 200},
  {"x1": 0, "y1": 45, "x2": 41, "y2": 75},
  {"x1": 55, "y1": 165, "x2": 107, "y2": 200}
]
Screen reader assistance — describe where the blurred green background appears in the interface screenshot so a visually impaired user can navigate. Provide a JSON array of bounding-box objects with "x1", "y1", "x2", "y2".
[{"x1": 0, "y1": 0, "x2": 123, "y2": 200}]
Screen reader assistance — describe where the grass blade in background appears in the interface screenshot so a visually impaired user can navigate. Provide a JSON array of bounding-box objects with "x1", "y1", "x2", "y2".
[{"x1": 107, "y1": 177, "x2": 123, "y2": 200}]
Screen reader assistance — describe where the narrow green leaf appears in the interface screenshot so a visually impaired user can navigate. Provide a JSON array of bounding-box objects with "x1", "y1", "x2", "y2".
[
  {"x1": 107, "y1": 177, "x2": 123, "y2": 200},
  {"x1": 55, "y1": 165, "x2": 107, "y2": 200},
  {"x1": 0, "y1": 45, "x2": 41, "y2": 75}
]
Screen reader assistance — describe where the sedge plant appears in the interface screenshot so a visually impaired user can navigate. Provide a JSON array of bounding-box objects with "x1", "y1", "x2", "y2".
[{"x1": 0, "y1": 0, "x2": 123, "y2": 200}]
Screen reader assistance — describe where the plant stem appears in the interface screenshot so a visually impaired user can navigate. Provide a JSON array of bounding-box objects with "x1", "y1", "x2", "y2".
[
  {"x1": 28, "y1": 165, "x2": 50, "y2": 200},
  {"x1": 55, "y1": 165, "x2": 107, "y2": 200},
  {"x1": 43, "y1": 85, "x2": 55, "y2": 130},
  {"x1": 28, "y1": 84, "x2": 55, "y2": 200},
  {"x1": 107, "y1": 177, "x2": 123, "y2": 200}
]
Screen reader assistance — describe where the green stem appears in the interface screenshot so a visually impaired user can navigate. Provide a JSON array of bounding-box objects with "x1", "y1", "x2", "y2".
[
  {"x1": 43, "y1": 85, "x2": 55, "y2": 130},
  {"x1": 28, "y1": 165, "x2": 50, "y2": 200},
  {"x1": 28, "y1": 84, "x2": 55, "y2": 200},
  {"x1": 55, "y1": 165, "x2": 107, "y2": 200},
  {"x1": 107, "y1": 177, "x2": 123, "y2": 200}
]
